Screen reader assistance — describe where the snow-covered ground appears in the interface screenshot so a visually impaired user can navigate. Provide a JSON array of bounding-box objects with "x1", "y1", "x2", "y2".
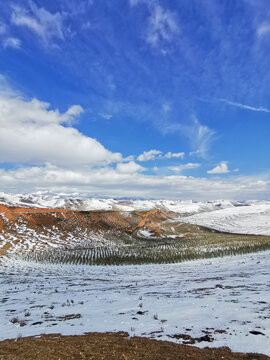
[
  {"x1": 0, "y1": 192, "x2": 243, "y2": 214},
  {"x1": 0, "y1": 252, "x2": 269, "y2": 355},
  {"x1": 182, "y1": 204, "x2": 270, "y2": 236}
]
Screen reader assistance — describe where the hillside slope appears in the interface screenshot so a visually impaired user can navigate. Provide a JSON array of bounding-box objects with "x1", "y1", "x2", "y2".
[
  {"x1": 1, "y1": 203, "x2": 270, "y2": 264},
  {"x1": 182, "y1": 204, "x2": 270, "y2": 235}
]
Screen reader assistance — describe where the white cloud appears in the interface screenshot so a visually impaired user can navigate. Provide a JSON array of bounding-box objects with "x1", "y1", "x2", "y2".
[
  {"x1": 0, "y1": 89, "x2": 121, "y2": 168},
  {"x1": 116, "y1": 161, "x2": 145, "y2": 174},
  {"x1": 0, "y1": 75, "x2": 19, "y2": 97},
  {"x1": 3, "y1": 37, "x2": 21, "y2": 49},
  {"x1": 257, "y1": 23, "x2": 270, "y2": 38},
  {"x1": 137, "y1": 150, "x2": 184, "y2": 161},
  {"x1": 164, "y1": 152, "x2": 184, "y2": 159},
  {"x1": 161, "y1": 116, "x2": 215, "y2": 159},
  {"x1": 207, "y1": 161, "x2": 230, "y2": 174},
  {"x1": 146, "y1": 4, "x2": 178, "y2": 46},
  {"x1": 188, "y1": 117, "x2": 215, "y2": 158},
  {"x1": 11, "y1": 2, "x2": 64, "y2": 46},
  {"x1": 130, "y1": 0, "x2": 178, "y2": 47},
  {"x1": 168, "y1": 163, "x2": 200, "y2": 172},
  {"x1": 122, "y1": 155, "x2": 135, "y2": 162},
  {"x1": 1, "y1": 164, "x2": 269, "y2": 200},
  {"x1": 137, "y1": 149, "x2": 162, "y2": 161},
  {"x1": 0, "y1": 21, "x2": 21, "y2": 50},
  {"x1": 99, "y1": 113, "x2": 113, "y2": 120},
  {"x1": 217, "y1": 98, "x2": 270, "y2": 113}
]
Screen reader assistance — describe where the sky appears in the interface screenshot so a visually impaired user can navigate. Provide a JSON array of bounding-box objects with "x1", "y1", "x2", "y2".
[{"x1": 0, "y1": 0, "x2": 270, "y2": 200}]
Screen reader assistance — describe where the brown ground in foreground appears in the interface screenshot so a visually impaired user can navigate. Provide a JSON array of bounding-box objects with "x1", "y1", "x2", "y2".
[{"x1": 0, "y1": 332, "x2": 269, "y2": 360}]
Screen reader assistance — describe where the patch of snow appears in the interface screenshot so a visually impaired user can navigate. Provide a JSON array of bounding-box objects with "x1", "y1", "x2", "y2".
[{"x1": 137, "y1": 229, "x2": 155, "y2": 238}]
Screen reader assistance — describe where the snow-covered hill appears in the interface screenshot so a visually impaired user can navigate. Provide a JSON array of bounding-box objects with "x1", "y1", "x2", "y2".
[
  {"x1": 182, "y1": 203, "x2": 270, "y2": 235},
  {"x1": 1, "y1": 192, "x2": 270, "y2": 236},
  {"x1": 0, "y1": 192, "x2": 244, "y2": 214}
]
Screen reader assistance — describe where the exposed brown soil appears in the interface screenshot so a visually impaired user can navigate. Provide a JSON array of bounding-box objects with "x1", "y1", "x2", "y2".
[
  {"x1": 0, "y1": 204, "x2": 164, "y2": 233},
  {"x1": 0, "y1": 205, "x2": 175, "y2": 255},
  {"x1": 0, "y1": 332, "x2": 268, "y2": 360}
]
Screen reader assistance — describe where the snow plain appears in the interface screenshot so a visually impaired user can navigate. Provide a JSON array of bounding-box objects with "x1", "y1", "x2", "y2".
[
  {"x1": 182, "y1": 204, "x2": 270, "y2": 236},
  {"x1": 0, "y1": 251, "x2": 269, "y2": 355}
]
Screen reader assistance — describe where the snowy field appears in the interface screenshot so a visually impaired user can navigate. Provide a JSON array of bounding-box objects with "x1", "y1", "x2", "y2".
[
  {"x1": 0, "y1": 251, "x2": 269, "y2": 355},
  {"x1": 182, "y1": 204, "x2": 270, "y2": 235}
]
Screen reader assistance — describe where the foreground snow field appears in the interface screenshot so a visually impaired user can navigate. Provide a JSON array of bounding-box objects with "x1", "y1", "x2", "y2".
[
  {"x1": 182, "y1": 204, "x2": 270, "y2": 235},
  {"x1": 0, "y1": 252, "x2": 269, "y2": 355}
]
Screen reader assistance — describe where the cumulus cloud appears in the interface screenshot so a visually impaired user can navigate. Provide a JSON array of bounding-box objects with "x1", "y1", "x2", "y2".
[
  {"x1": 0, "y1": 91, "x2": 121, "y2": 168},
  {"x1": 164, "y1": 152, "x2": 184, "y2": 159},
  {"x1": 137, "y1": 149, "x2": 162, "y2": 161},
  {"x1": 11, "y1": 2, "x2": 64, "y2": 46},
  {"x1": 116, "y1": 161, "x2": 145, "y2": 174},
  {"x1": 207, "y1": 161, "x2": 230, "y2": 174},
  {"x1": 168, "y1": 163, "x2": 200, "y2": 172},
  {"x1": 137, "y1": 150, "x2": 184, "y2": 161},
  {"x1": 0, "y1": 164, "x2": 269, "y2": 200}
]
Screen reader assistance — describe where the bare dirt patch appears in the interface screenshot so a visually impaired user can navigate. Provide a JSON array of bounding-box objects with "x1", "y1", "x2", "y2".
[{"x1": 0, "y1": 332, "x2": 269, "y2": 360}]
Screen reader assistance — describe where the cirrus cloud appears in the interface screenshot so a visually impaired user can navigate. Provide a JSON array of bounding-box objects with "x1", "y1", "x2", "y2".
[
  {"x1": 11, "y1": 1, "x2": 64, "y2": 46},
  {"x1": 130, "y1": 0, "x2": 179, "y2": 48},
  {"x1": 3, "y1": 37, "x2": 21, "y2": 49}
]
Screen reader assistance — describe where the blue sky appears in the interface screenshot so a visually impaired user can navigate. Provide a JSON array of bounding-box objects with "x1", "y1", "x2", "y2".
[{"x1": 0, "y1": 0, "x2": 269, "y2": 199}]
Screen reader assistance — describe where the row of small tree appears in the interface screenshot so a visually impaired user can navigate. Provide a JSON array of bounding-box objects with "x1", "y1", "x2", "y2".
[{"x1": 21, "y1": 239, "x2": 270, "y2": 266}]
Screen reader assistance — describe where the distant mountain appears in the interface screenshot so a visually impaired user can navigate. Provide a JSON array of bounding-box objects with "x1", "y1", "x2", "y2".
[{"x1": 0, "y1": 192, "x2": 245, "y2": 214}]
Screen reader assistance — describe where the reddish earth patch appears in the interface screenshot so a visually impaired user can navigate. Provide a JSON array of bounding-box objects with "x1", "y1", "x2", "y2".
[
  {"x1": 0, "y1": 205, "x2": 163, "y2": 233},
  {"x1": 0, "y1": 332, "x2": 268, "y2": 360},
  {"x1": 0, "y1": 205, "x2": 170, "y2": 255}
]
